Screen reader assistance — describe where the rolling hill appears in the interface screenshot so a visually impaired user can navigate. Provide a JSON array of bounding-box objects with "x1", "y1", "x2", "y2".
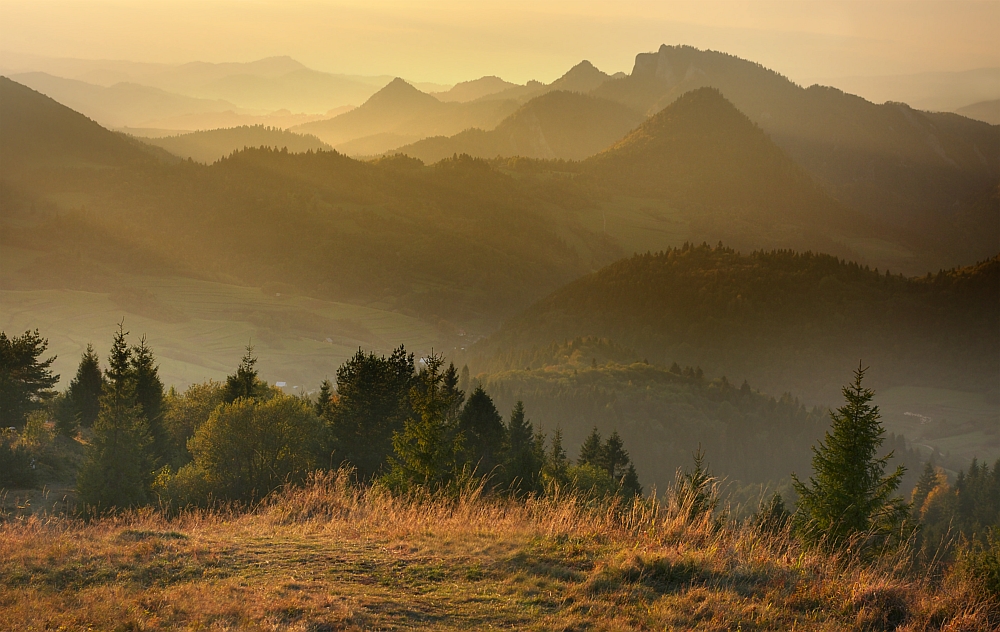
[
  {"x1": 0, "y1": 77, "x2": 154, "y2": 169},
  {"x1": 7, "y1": 72, "x2": 240, "y2": 129},
  {"x1": 432, "y1": 76, "x2": 518, "y2": 102},
  {"x1": 138, "y1": 126, "x2": 333, "y2": 164},
  {"x1": 468, "y1": 244, "x2": 1000, "y2": 406},
  {"x1": 396, "y1": 91, "x2": 644, "y2": 162},
  {"x1": 956, "y1": 99, "x2": 1000, "y2": 125},
  {"x1": 292, "y1": 78, "x2": 519, "y2": 153}
]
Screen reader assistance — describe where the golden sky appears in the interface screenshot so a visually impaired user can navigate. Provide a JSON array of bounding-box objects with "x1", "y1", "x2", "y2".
[{"x1": 1, "y1": 0, "x2": 997, "y2": 84}]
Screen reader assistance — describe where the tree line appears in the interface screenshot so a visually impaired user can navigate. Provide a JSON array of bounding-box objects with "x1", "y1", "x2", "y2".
[{"x1": 1, "y1": 327, "x2": 997, "y2": 594}]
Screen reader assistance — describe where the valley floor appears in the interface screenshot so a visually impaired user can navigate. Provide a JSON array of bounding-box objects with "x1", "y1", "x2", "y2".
[{"x1": 1, "y1": 473, "x2": 994, "y2": 631}]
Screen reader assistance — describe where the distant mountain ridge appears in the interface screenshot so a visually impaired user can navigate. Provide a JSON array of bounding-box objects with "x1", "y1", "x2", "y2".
[
  {"x1": 591, "y1": 45, "x2": 1000, "y2": 264},
  {"x1": 8, "y1": 72, "x2": 240, "y2": 128},
  {"x1": 396, "y1": 91, "x2": 644, "y2": 162},
  {"x1": 292, "y1": 78, "x2": 520, "y2": 154}
]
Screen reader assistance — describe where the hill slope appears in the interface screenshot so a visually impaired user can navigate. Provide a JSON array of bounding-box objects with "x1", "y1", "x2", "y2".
[
  {"x1": 0, "y1": 76, "x2": 153, "y2": 170},
  {"x1": 956, "y1": 99, "x2": 1000, "y2": 125},
  {"x1": 139, "y1": 126, "x2": 332, "y2": 164},
  {"x1": 471, "y1": 244, "x2": 1000, "y2": 403},
  {"x1": 592, "y1": 45, "x2": 1000, "y2": 264},
  {"x1": 397, "y1": 91, "x2": 644, "y2": 162},
  {"x1": 8, "y1": 72, "x2": 239, "y2": 128}
]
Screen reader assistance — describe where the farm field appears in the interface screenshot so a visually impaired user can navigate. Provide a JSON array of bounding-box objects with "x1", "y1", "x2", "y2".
[{"x1": 1, "y1": 247, "x2": 446, "y2": 391}]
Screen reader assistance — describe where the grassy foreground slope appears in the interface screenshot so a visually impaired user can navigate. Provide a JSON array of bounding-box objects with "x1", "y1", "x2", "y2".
[{"x1": 2, "y1": 472, "x2": 995, "y2": 631}]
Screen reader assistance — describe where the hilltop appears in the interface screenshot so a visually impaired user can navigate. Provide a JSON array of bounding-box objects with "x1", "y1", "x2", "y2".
[{"x1": 138, "y1": 125, "x2": 332, "y2": 164}]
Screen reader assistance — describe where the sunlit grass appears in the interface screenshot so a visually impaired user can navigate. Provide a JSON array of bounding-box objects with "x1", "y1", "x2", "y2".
[{"x1": 1, "y1": 471, "x2": 994, "y2": 631}]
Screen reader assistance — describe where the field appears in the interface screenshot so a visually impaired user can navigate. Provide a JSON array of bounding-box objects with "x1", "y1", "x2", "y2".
[
  {"x1": 1, "y1": 247, "x2": 447, "y2": 392},
  {"x1": 877, "y1": 386, "x2": 1000, "y2": 468},
  {"x1": 1, "y1": 471, "x2": 995, "y2": 631}
]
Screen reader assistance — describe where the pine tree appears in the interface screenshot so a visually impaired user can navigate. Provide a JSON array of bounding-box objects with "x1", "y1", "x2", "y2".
[
  {"x1": 314, "y1": 379, "x2": 334, "y2": 418},
  {"x1": 327, "y1": 346, "x2": 414, "y2": 479},
  {"x1": 542, "y1": 427, "x2": 570, "y2": 487},
  {"x1": 386, "y1": 353, "x2": 460, "y2": 491},
  {"x1": 678, "y1": 445, "x2": 717, "y2": 519},
  {"x1": 68, "y1": 344, "x2": 103, "y2": 428},
  {"x1": 578, "y1": 427, "x2": 603, "y2": 468},
  {"x1": 603, "y1": 430, "x2": 630, "y2": 479},
  {"x1": 503, "y1": 401, "x2": 543, "y2": 494},
  {"x1": 911, "y1": 460, "x2": 938, "y2": 520},
  {"x1": 457, "y1": 386, "x2": 505, "y2": 475},
  {"x1": 77, "y1": 323, "x2": 154, "y2": 511},
  {"x1": 131, "y1": 336, "x2": 166, "y2": 462},
  {"x1": 792, "y1": 365, "x2": 910, "y2": 549},
  {"x1": 620, "y1": 463, "x2": 643, "y2": 497},
  {"x1": 0, "y1": 329, "x2": 59, "y2": 428},
  {"x1": 224, "y1": 343, "x2": 260, "y2": 403}
]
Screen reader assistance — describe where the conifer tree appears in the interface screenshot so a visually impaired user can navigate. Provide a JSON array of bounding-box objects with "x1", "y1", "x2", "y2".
[
  {"x1": 578, "y1": 427, "x2": 603, "y2": 468},
  {"x1": 386, "y1": 353, "x2": 461, "y2": 491},
  {"x1": 131, "y1": 336, "x2": 167, "y2": 461},
  {"x1": 0, "y1": 329, "x2": 58, "y2": 428},
  {"x1": 603, "y1": 431, "x2": 630, "y2": 479},
  {"x1": 541, "y1": 427, "x2": 570, "y2": 487},
  {"x1": 68, "y1": 344, "x2": 103, "y2": 428},
  {"x1": 457, "y1": 386, "x2": 505, "y2": 475},
  {"x1": 77, "y1": 323, "x2": 154, "y2": 510},
  {"x1": 678, "y1": 445, "x2": 717, "y2": 519},
  {"x1": 503, "y1": 401, "x2": 543, "y2": 494},
  {"x1": 911, "y1": 460, "x2": 938, "y2": 520},
  {"x1": 792, "y1": 365, "x2": 910, "y2": 549},
  {"x1": 224, "y1": 343, "x2": 261, "y2": 403},
  {"x1": 314, "y1": 379, "x2": 334, "y2": 419}
]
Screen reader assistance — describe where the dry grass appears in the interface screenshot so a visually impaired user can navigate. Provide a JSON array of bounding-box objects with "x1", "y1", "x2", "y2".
[{"x1": 1, "y1": 471, "x2": 996, "y2": 631}]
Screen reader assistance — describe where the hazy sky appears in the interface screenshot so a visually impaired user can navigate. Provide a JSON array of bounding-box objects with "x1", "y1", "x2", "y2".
[{"x1": 1, "y1": 1, "x2": 997, "y2": 84}]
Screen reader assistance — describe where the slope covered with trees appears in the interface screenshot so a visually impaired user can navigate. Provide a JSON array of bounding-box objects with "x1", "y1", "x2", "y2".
[
  {"x1": 137, "y1": 125, "x2": 332, "y2": 164},
  {"x1": 471, "y1": 244, "x2": 1000, "y2": 404}
]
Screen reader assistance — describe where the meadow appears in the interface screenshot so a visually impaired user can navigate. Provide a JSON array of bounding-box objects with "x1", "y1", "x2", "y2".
[{"x1": 2, "y1": 470, "x2": 996, "y2": 631}]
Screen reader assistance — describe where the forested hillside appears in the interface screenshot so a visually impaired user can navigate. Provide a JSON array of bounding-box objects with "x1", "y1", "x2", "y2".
[
  {"x1": 470, "y1": 244, "x2": 1000, "y2": 404},
  {"x1": 138, "y1": 125, "x2": 332, "y2": 164}
]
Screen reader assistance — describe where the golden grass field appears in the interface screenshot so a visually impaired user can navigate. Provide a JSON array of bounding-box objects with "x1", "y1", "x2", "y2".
[{"x1": 1, "y1": 471, "x2": 995, "y2": 631}]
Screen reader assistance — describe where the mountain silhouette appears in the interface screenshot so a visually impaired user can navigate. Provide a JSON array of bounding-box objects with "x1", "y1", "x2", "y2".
[
  {"x1": 593, "y1": 45, "x2": 1000, "y2": 262},
  {"x1": 292, "y1": 78, "x2": 518, "y2": 152},
  {"x1": 397, "y1": 91, "x2": 644, "y2": 162}
]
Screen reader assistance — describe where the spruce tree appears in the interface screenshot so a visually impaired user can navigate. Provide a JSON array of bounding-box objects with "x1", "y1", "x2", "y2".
[
  {"x1": 578, "y1": 427, "x2": 603, "y2": 467},
  {"x1": 68, "y1": 343, "x2": 103, "y2": 428},
  {"x1": 542, "y1": 427, "x2": 570, "y2": 487},
  {"x1": 131, "y1": 336, "x2": 166, "y2": 462},
  {"x1": 224, "y1": 343, "x2": 261, "y2": 403},
  {"x1": 503, "y1": 401, "x2": 543, "y2": 494},
  {"x1": 77, "y1": 324, "x2": 155, "y2": 510},
  {"x1": 457, "y1": 386, "x2": 505, "y2": 475},
  {"x1": 314, "y1": 379, "x2": 334, "y2": 418},
  {"x1": 911, "y1": 460, "x2": 938, "y2": 520},
  {"x1": 603, "y1": 431, "x2": 630, "y2": 479},
  {"x1": 386, "y1": 353, "x2": 461, "y2": 491},
  {"x1": 792, "y1": 365, "x2": 910, "y2": 549}
]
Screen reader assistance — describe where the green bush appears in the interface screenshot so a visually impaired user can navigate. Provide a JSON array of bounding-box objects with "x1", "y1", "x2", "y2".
[
  {"x1": 958, "y1": 527, "x2": 1000, "y2": 598},
  {"x1": 0, "y1": 429, "x2": 36, "y2": 489},
  {"x1": 187, "y1": 394, "x2": 321, "y2": 502}
]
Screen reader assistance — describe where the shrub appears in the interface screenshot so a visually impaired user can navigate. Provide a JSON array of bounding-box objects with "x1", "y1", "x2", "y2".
[{"x1": 187, "y1": 394, "x2": 321, "y2": 502}]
